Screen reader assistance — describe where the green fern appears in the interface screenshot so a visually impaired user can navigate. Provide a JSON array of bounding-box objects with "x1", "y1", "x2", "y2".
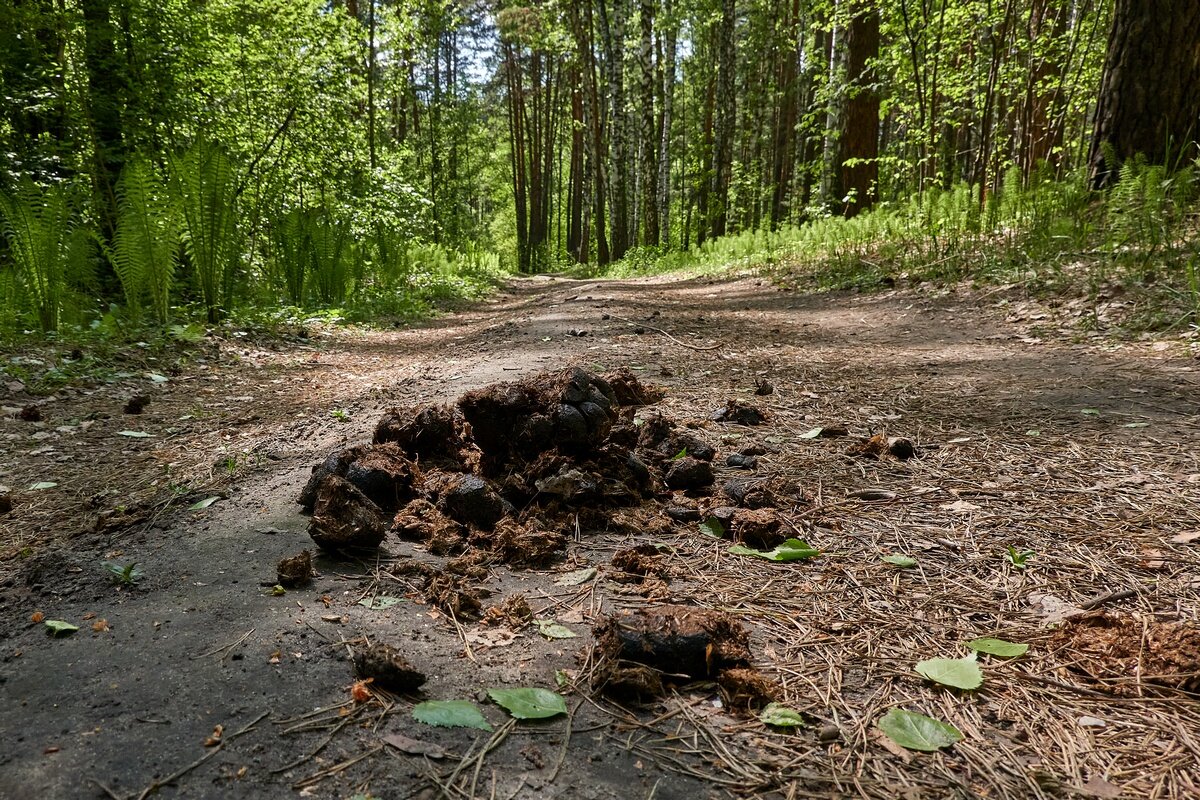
[
  {"x1": 272, "y1": 208, "x2": 310, "y2": 306},
  {"x1": 169, "y1": 140, "x2": 240, "y2": 323},
  {"x1": 0, "y1": 180, "x2": 74, "y2": 332},
  {"x1": 309, "y1": 213, "x2": 351, "y2": 306},
  {"x1": 109, "y1": 156, "x2": 181, "y2": 323}
]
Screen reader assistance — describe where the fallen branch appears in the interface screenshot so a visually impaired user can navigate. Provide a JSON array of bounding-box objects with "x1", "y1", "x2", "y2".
[{"x1": 607, "y1": 313, "x2": 723, "y2": 351}]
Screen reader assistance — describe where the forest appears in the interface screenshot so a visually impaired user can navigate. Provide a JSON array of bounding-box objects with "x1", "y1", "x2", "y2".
[
  {"x1": 1, "y1": 0, "x2": 1198, "y2": 334},
  {"x1": 5, "y1": 3, "x2": 1200, "y2": 799}
]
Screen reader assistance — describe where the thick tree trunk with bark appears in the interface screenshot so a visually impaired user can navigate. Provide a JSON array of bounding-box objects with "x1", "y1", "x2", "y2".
[
  {"x1": 1089, "y1": 0, "x2": 1200, "y2": 188},
  {"x1": 838, "y1": 7, "x2": 879, "y2": 216}
]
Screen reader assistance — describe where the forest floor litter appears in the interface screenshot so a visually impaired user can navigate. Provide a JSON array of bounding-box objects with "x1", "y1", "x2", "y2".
[{"x1": 3, "y1": 273, "x2": 1200, "y2": 799}]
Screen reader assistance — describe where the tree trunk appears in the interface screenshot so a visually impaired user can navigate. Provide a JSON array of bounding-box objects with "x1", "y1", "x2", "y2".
[
  {"x1": 599, "y1": 0, "x2": 630, "y2": 260},
  {"x1": 638, "y1": 0, "x2": 659, "y2": 246},
  {"x1": 708, "y1": 0, "x2": 736, "y2": 239},
  {"x1": 81, "y1": 0, "x2": 127, "y2": 239},
  {"x1": 658, "y1": 8, "x2": 676, "y2": 248},
  {"x1": 839, "y1": 7, "x2": 879, "y2": 216},
  {"x1": 567, "y1": 69, "x2": 584, "y2": 261},
  {"x1": 1089, "y1": 0, "x2": 1200, "y2": 188}
]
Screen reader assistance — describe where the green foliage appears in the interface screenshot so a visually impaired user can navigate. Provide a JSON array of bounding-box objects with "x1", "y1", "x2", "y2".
[
  {"x1": 0, "y1": 181, "x2": 80, "y2": 332},
  {"x1": 877, "y1": 709, "x2": 963, "y2": 752},
  {"x1": 412, "y1": 700, "x2": 493, "y2": 731},
  {"x1": 728, "y1": 538, "x2": 820, "y2": 562},
  {"x1": 1004, "y1": 546, "x2": 1035, "y2": 569},
  {"x1": 109, "y1": 156, "x2": 181, "y2": 323},
  {"x1": 914, "y1": 656, "x2": 984, "y2": 691},
  {"x1": 270, "y1": 209, "x2": 310, "y2": 307},
  {"x1": 103, "y1": 561, "x2": 144, "y2": 586},
  {"x1": 965, "y1": 638, "x2": 1029, "y2": 658},
  {"x1": 760, "y1": 703, "x2": 805, "y2": 728},
  {"x1": 488, "y1": 687, "x2": 568, "y2": 720},
  {"x1": 169, "y1": 140, "x2": 240, "y2": 323},
  {"x1": 44, "y1": 620, "x2": 80, "y2": 636}
]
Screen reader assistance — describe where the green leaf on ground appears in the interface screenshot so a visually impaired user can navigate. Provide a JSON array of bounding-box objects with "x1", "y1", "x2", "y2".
[
  {"x1": 1080, "y1": 408, "x2": 1100, "y2": 416},
  {"x1": 412, "y1": 700, "x2": 493, "y2": 731},
  {"x1": 488, "y1": 688, "x2": 568, "y2": 720},
  {"x1": 1122, "y1": 422, "x2": 1150, "y2": 428},
  {"x1": 358, "y1": 596, "x2": 404, "y2": 610},
  {"x1": 118, "y1": 430, "x2": 154, "y2": 438},
  {"x1": 29, "y1": 481, "x2": 57, "y2": 490},
  {"x1": 881, "y1": 554, "x2": 917, "y2": 568},
  {"x1": 759, "y1": 703, "x2": 805, "y2": 728},
  {"x1": 878, "y1": 709, "x2": 963, "y2": 752},
  {"x1": 728, "y1": 538, "x2": 819, "y2": 562},
  {"x1": 965, "y1": 637, "x2": 1029, "y2": 658},
  {"x1": 1004, "y1": 545, "x2": 1034, "y2": 568},
  {"x1": 147, "y1": 373, "x2": 169, "y2": 383},
  {"x1": 915, "y1": 656, "x2": 983, "y2": 690},
  {"x1": 534, "y1": 619, "x2": 577, "y2": 640},
  {"x1": 103, "y1": 562, "x2": 143, "y2": 585},
  {"x1": 554, "y1": 567, "x2": 597, "y2": 586},
  {"x1": 699, "y1": 517, "x2": 725, "y2": 538},
  {"x1": 45, "y1": 620, "x2": 79, "y2": 636},
  {"x1": 189, "y1": 496, "x2": 220, "y2": 510},
  {"x1": 798, "y1": 427, "x2": 824, "y2": 439}
]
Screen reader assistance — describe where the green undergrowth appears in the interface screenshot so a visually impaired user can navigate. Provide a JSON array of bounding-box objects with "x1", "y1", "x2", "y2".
[
  {"x1": 0, "y1": 142, "x2": 510, "y2": 342},
  {"x1": 605, "y1": 161, "x2": 1200, "y2": 335}
]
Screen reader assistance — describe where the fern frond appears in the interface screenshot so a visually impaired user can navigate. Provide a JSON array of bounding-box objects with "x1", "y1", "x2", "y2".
[
  {"x1": 113, "y1": 155, "x2": 181, "y2": 323},
  {"x1": 0, "y1": 180, "x2": 72, "y2": 331},
  {"x1": 169, "y1": 141, "x2": 239, "y2": 323}
]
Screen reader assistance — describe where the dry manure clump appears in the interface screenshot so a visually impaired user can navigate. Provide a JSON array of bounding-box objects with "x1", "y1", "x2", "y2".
[
  {"x1": 297, "y1": 366, "x2": 665, "y2": 561},
  {"x1": 1049, "y1": 611, "x2": 1200, "y2": 695},
  {"x1": 354, "y1": 643, "x2": 427, "y2": 693},
  {"x1": 591, "y1": 605, "x2": 779, "y2": 709},
  {"x1": 609, "y1": 544, "x2": 668, "y2": 583},
  {"x1": 276, "y1": 550, "x2": 313, "y2": 588},
  {"x1": 308, "y1": 475, "x2": 389, "y2": 550}
]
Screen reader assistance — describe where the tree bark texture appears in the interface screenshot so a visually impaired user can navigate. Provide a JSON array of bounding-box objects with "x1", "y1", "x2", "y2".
[
  {"x1": 1089, "y1": 0, "x2": 1200, "y2": 187},
  {"x1": 839, "y1": 7, "x2": 879, "y2": 216}
]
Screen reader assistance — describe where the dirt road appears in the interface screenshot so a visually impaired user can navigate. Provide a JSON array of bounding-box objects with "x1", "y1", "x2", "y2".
[{"x1": 3, "y1": 274, "x2": 1199, "y2": 799}]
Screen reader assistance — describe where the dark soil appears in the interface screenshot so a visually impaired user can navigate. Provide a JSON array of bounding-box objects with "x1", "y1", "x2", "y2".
[{"x1": 3, "y1": 273, "x2": 1200, "y2": 799}]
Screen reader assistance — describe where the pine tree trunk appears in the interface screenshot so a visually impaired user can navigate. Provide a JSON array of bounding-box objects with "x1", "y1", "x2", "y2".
[
  {"x1": 639, "y1": 0, "x2": 659, "y2": 246},
  {"x1": 658, "y1": 10, "x2": 676, "y2": 248},
  {"x1": 708, "y1": 0, "x2": 736, "y2": 239},
  {"x1": 567, "y1": 70, "x2": 584, "y2": 261},
  {"x1": 770, "y1": 0, "x2": 801, "y2": 227},
  {"x1": 1089, "y1": 0, "x2": 1200, "y2": 188},
  {"x1": 839, "y1": 7, "x2": 879, "y2": 216},
  {"x1": 600, "y1": 0, "x2": 630, "y2": 260}
]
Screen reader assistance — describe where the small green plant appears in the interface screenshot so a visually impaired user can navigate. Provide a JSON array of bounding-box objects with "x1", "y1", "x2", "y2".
[
  {"x1": 1004, "y1": 546, "x2": 1035, "y2": 569},
  {"x1": 330, "y1": 408, "x2": 351, "y2": 422},
  {"x1": 103, "y1": 561, "x2": 144, "y2": 585}
]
